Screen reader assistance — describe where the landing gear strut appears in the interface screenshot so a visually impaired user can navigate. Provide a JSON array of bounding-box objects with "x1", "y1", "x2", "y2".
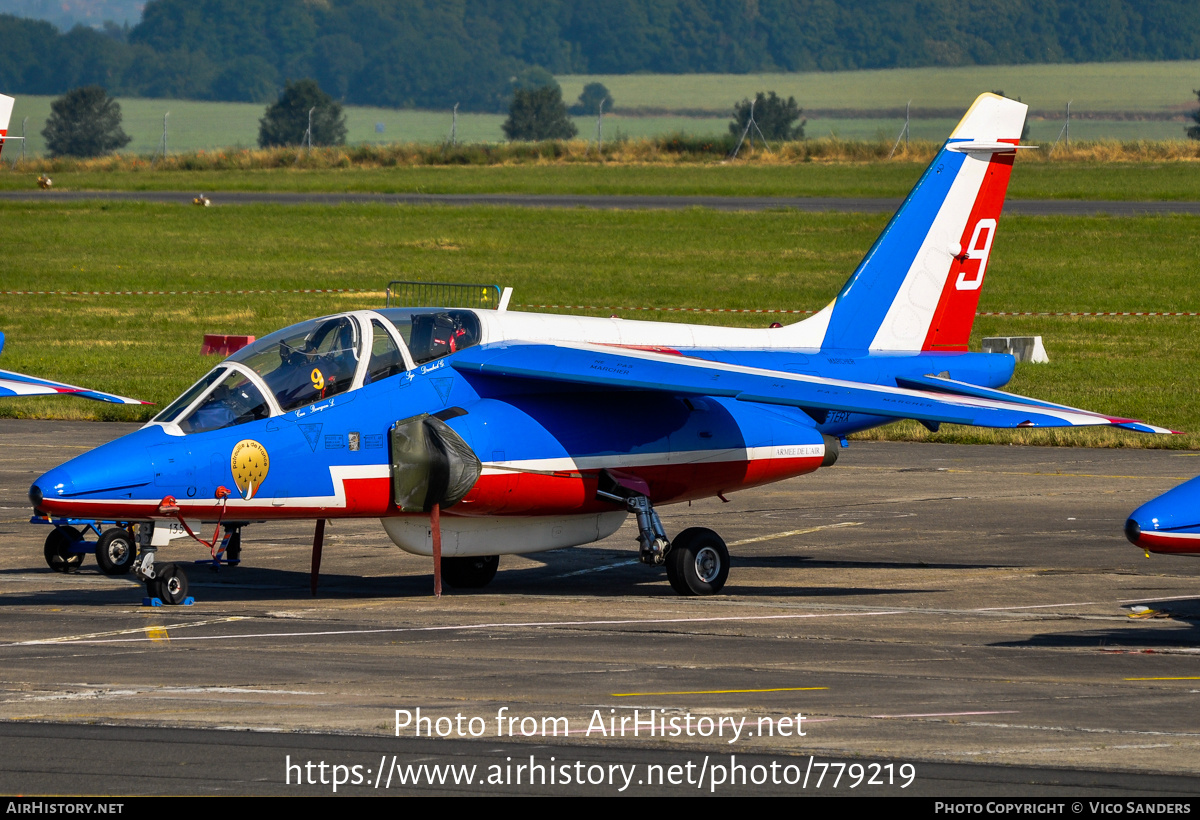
[
  {"x1": 597, "y1": 474, "x2": 730, "y2": 596},
  {"x1": 626, "y1": 495, "x2": 670, "y2": 565}
]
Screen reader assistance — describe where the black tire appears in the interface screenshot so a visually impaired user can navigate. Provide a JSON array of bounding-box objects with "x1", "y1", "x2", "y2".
[
  {"x1": 224, "y1": 530, "x2": 241, "y2": 563},
  {"x1": 441, "y1": 555, "x2": 499, "y2": 589},
  {"x1": 665, "y1": 528, "x2": 729, "y2": 596},
  {"x1": 44, "y1": 526, "x2": 85, "y2": 572},
  {"x1": 95, "y1": 528, "x2": 136, "y2": 575},
  {"x1": 152, "y1": 563, "x2": 190, "y2": 605}
]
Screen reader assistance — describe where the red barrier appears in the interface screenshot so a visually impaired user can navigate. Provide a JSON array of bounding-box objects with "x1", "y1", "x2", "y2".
[{"x1": 201, "y1": 334, "x2": 255, "y2": 356}]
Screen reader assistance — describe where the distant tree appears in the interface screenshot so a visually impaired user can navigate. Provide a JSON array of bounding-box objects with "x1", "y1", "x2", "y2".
[
  {"x1": 258, "y1": 79, "x2": 346, "y2": 147},
  {"x1": 730, "y1": 91, "x2": 804, "y2": 141},
  {"x1": 509, "y1": 66, "x2": 559, "y2": 94},
  {"x1": 213, "y1": 56, "x2": 278, "y2": 103},
  {"x1": 571, "y1": 81, "x2": 614, "y2": 115},
  {"x1": 41, "y1": 85, "x2": 131, "y2": 158},
  {"x1": 503, "y1": 85, "x2": 577, "y2": 141},
  {"x1": 1188, "y1": 89, "x2": 1200, "y2": 140}
]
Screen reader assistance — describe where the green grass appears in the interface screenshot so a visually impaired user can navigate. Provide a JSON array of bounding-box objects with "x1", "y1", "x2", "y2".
[
  {"x1": 8, "y1": 160, "x2": 1200, "y2": 202},
  {"x1": 560, "y1": 61, "x2": 1200, "y2": 116},
  {"x1": 8, "y1": 57, "x2": 1200, "y2": 159},
  {"x1": 0, "y1": 201, "x2": 1196, "y2": 449}
]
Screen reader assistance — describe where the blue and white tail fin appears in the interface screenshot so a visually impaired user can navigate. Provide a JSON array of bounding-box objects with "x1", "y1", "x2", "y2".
[{"x1": 778, "y1": 93, "x2": 1028, "y2": 353}]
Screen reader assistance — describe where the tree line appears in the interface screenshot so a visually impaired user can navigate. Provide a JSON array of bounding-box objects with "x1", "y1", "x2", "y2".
[{"x1": 5, "y1": 0, "x2": 1200, "y2": 112}]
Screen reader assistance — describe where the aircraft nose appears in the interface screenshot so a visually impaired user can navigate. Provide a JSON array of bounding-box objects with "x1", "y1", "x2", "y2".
[
  {"x1": 30, "y1": 465, "x2": 75, "y2": 511},
  {"x1": 1124, "y1": 516, "x2": 1142, "y2": 546},
  {"x1": 1125, "y1": 473, "x2": 1200, "y2": 556}
]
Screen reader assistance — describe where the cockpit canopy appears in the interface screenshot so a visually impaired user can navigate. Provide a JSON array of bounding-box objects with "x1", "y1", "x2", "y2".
[{"x1": 150, "y1": 309, "x2": 481, "y2": 435}]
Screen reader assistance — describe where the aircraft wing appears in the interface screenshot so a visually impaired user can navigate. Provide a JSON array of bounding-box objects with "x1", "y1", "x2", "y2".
[
  {"x1": 0, "y1": 368, "x2": 152, "y2": 405},
  {"x1": 452, "y1": 342, "x2": 1174, "y2": 434}
]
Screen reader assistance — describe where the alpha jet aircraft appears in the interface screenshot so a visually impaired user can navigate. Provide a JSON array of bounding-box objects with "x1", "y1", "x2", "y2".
[
  {"x1": 29, "y1": 94, "x2": 1171, "y2": 603},
  {"x1": 1126, "y1": 475, "x2": 1200, "y2": 557}
]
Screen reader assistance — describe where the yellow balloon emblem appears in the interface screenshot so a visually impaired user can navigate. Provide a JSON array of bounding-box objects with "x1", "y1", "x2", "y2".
[{"x1": 230, "y1": 439, "x2": 269, "y2": 500}]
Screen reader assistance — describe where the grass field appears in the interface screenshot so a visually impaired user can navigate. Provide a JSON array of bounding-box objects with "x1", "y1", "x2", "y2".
[
  {"x1": 560, "y1": 61, "x2": 1200, "y2": 116},
  {"x1": 0, "y1": 201, "x2": 1196, "y2": 450},
  {"x1": 8, "y1": 159, "x2": 1200, "y2": 202}
]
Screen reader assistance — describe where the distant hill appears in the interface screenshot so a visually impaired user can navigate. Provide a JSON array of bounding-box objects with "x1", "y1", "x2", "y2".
[
  {"x1": 2, "y1": 0, "x2": 1199, "y2": 112},
  {"x1": 0, "y1": 0, "x2": 142, "y2": 30}
]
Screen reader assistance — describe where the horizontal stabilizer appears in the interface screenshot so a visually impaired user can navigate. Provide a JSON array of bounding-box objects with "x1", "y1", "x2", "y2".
[
  {"x1": 0, "y1": 368, "x2": 152, "y2": 405},
  {"x1": 896, "y1": 373, "x2": 1179, "y2": 434}
]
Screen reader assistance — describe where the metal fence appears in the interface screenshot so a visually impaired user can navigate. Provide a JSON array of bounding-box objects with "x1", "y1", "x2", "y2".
[{"x1": 385, "y1": 280, "x2": 502, "y2": 309}]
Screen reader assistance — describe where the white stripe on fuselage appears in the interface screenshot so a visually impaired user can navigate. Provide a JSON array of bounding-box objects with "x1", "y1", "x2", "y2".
[
  {"x1": 474, "y1": 301, "x2": 835, "y2": 351},
  {"x1": 481, "y1": 444, "x2": 824, "y2": 475},
  {"x1": 48, "y1": 445, "x2": 822, "y2": 517}
]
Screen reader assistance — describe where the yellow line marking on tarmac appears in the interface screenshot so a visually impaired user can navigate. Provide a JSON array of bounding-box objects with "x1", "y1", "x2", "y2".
[
  {"x1": 942, "y1": 469, "x2": 1189, "y2": 481},
  {"x1": 729, "y1": 522, "x2": 862, "y2": 546},
  {"x1": 146, "y1": 627, "x2": 170, "y2": 644},
  {"x1": 612, "y1": 687, "x2": 828, "y2": 697},
  {"x1": 11, "y1": 617, "x2": 246, "y2": 645},
  {"x1": 1125, "y1": 677, "x2": 1200, "y2": 681},
  {"x1": 0, "y1": 610, "x2": 906, "y2": 646}
]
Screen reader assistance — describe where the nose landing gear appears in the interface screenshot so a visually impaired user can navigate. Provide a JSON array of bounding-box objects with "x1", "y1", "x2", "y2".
[{"x1": 133, "y1": 523, "x2": 194, "y2": 606}]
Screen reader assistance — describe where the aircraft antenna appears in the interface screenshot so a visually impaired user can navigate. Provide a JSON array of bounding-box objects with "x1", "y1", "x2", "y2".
[
  {"x1": 888, "y1": 100, "x2": 911, "y2": 159},
  {"x1": 1052, "y1": 101, "x2": 1071, "y2": 150},
  {"x1": 295, "y1": 107, "x2": 316, "y2": 166},
  {"x1": 151, "y1": 111, "x2": 168, "y2": 167},
  {"x1": 596, "y1": 97, "x2": 605, "y2": 153},
  {"x1": 12, "y1": 116, "x2": 25, "y2": 168},
  {"x1": 730, "y1": 97, "x2": 755, "y2": 158}
]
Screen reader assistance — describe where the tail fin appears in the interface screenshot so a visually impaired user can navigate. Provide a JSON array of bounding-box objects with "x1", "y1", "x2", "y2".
[
  {"x1": 819, "y1": 93, "x2": 1027, "y2": 352},
  {"x1": 0, "y1": 94, "x2": 14, "y2": 162}
]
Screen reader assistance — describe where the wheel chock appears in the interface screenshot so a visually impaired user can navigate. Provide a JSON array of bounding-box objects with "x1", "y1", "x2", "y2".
[{"x1": 141, "y1": 596, "x2": 195, "y2": 607}]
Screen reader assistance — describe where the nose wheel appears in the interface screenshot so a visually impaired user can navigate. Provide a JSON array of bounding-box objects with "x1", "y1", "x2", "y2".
[{"x1": 95, "y1": 528, "x2": 136, "y2": 575}]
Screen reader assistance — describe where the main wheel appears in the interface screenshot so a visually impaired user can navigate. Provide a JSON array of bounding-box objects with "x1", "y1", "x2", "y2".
[
  {"x1": 44, "y1": 526, "x2": 85, "y2": 572},
  {"x1": 95, "y1": 528, "x2": 136, "y2": 575},
  {"x1": 441, "y1": 555, "x2": 499, "y2": 589},
  {"x1": 150, "y1": 563, "x2": 190, "y2": 605},
  {"x1": 665, "y1": 528, "x2": 729, "y2": 596}
]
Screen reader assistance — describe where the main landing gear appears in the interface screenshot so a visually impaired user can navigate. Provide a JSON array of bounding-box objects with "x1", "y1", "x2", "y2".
[
  {"x1": 600, "y1": 478, "x2": 730, "y2": 596},
  {"x1": 665, "y1": 527, "x2": 730, "y2": 596}
]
